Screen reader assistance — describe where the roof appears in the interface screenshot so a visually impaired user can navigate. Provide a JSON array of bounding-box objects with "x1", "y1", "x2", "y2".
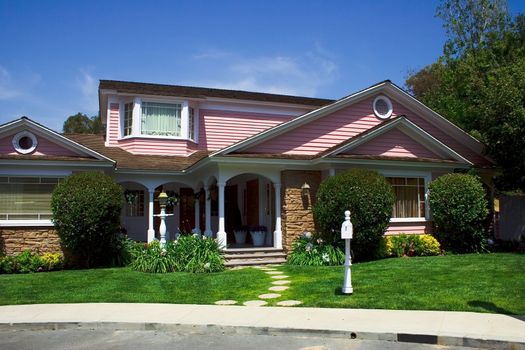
[
  {"x1": 66, "y1": 134, "x2": 210, "y2": 171},
  {"x1": 99, "y1": 80, "x2": 334, "y2": 107}
]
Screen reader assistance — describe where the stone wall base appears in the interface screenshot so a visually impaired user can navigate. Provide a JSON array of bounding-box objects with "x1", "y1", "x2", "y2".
[{"x1": 0, "y1": 227, "x2": 64, "y2": 256}]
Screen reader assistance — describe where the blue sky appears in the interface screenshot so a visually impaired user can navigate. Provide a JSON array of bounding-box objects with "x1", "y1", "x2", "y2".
[{"x1": 1, "y1": 0, "x2": 524, "y2": 131}]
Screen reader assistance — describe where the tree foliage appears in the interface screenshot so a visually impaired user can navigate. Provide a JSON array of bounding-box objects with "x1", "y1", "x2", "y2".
[
  {"x1": 63, "y1": 113, "x2": 102, "y2": 134},
  {"x1": 406, "y1": 1, "x2": 525, "y2": 191}
]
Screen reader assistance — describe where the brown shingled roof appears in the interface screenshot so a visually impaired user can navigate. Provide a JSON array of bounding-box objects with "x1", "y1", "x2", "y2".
[
  {"x1": 0, "y1": 154, "x2": 105, "y2": 162},
  {"x1": 99, "y1": 80, "x2": 334, "y2": 107},
  {"x1": 66, "y1": 134, "x2": 210, "y2": 171}
]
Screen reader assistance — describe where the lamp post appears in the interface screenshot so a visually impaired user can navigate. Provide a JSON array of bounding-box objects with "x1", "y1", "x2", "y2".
[{"x1": 155, "y1": 191, "x2": 173, "y2": 247}]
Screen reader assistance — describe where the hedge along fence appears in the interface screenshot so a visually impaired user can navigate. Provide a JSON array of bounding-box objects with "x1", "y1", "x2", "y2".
[{"x1": 313, "y1": 168, "x2": 395, "y2": 261}]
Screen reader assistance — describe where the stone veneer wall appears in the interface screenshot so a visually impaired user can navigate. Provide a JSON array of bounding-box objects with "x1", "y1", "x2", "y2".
[
  {"x1": 0, "y1": 227, "x2": 63, "y2": 256},
  {"x1": 281, "y1": 170, "x2": 322, "y2": 252}
]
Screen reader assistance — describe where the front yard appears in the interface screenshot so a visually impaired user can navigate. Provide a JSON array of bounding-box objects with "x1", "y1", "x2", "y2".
[{"x1": 0, "y1": 253, "x2": 523, "y2": 314}]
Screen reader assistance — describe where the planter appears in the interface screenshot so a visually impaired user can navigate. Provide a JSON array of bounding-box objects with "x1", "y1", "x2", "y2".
[
  {"x1": 234, "y1": 230, "x2": 247, "y2": 244},
  {"x1": 250, "y1": 230, "x2": 266, "y2": 247}
]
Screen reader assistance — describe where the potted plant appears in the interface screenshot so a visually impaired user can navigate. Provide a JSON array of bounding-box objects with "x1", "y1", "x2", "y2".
[
  {"x1": 234, "y1": 225, "x2": 249, "y2": 244},
  {"x1": 250, "y1": 225, "x2": 267, "y2": 247}
]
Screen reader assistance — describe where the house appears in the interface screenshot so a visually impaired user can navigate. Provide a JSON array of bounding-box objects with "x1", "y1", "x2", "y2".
[{"x1": 0, "y1": 80, "x2": 494, "y2": 257}]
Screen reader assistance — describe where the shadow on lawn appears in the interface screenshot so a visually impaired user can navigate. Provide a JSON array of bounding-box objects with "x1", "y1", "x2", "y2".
[{"x1": 467, "y1": 300, "x2": 524, "y2": 319}]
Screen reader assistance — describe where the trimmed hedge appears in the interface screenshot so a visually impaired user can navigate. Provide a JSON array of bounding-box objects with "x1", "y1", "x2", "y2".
[
  {"x1": 51, "y1": 172, "x2": 123, "y2": 267},
  {"x1": 429, "y1": 173, "x2": 488, "y2": 253},
  {"x1": 313, "y1": 168, "x2": 395, "y2": 260}
]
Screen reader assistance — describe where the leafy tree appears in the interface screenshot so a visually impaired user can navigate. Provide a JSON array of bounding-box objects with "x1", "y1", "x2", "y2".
[
  {"x1": 63, "y1": 113, "x2": 102, "y2": 134},
  {"x1": 406, "y1": 1, "x2": 525, "y2": 191}
]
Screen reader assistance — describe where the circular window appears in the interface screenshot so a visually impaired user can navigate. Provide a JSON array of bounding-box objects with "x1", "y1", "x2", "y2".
[
  {"x1": 373, "y1": 95, "x2": 393, "y2": 120},
  {"x1": 12, "y1": 131, "x2": 38, "y2": 154}
]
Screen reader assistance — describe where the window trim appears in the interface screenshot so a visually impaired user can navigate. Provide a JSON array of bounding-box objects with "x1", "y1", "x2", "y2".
[
  {"x1": 373, "y1": 95, "x2": 393, "y2": 120},
  {"x1": 12, "y1": 131, "x2": 38, "y2": 154}
]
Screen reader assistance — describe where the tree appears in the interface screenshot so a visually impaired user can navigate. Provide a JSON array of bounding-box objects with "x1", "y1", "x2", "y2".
[
  {"x1": 406, "y1": 1, "x2": 525, "y2": 191},
  {"x1": 63, "y1": 113, "x2": 102, "y2": 134}
]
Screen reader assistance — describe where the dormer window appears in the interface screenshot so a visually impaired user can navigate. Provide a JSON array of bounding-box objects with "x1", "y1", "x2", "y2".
[
  {"x1": 188, "y1": 107, "x2": 195, "y2": 141},
  {"x1": 141, "y1": 102, "x2": 182, "y2": 137}
]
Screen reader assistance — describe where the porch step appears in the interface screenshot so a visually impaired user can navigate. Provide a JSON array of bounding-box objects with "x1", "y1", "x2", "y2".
[{"x1": 223, "y1": 248, "x2": 287, "y2": 267}]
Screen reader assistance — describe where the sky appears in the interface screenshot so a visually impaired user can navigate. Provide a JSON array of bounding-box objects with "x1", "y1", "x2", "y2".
[{"x1": 1, "y1": 0, "x2": 524, "y2": 132}]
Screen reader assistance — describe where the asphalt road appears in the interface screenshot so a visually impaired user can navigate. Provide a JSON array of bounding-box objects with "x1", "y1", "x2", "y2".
[{"x1": 0, "y1": 329, "x2": 485, "y2": 350}]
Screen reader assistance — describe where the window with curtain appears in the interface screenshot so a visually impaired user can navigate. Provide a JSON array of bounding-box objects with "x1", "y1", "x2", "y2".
[
  {"x1": 188, "y1": 107, "x2": 195, "y2": 140},
  {"x1": 123, "y1": 102, "x2": 133, "y2": 136},
  {"x1": 141, "y1": 102, "x2": 182, "y2": 136},
  {"x1": 386, "y1": 177, "x2": 426, "y2": 218},
  {"x1": 0, "y1": 177, "x2": 61, "y2": 221},
  {"x1": 125, "y1": 190, "x2": 144, "y2": 217}
]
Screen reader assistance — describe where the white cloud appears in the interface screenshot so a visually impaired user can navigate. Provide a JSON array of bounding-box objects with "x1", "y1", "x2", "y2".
[
  {"x1": 0, "y1": 65, "x2": 23, "y2": 100},
  {"x1": 76, "y1": 69, "x2": 98, "y2": 112},
  {"x1": 189, "y1": 45, "x2": 339, "y2": 97}
]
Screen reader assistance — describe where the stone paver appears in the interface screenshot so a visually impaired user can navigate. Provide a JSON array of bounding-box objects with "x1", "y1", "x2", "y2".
[
  {"x1": 242, "y1": 300, "x2": 267, "y2": 307},
  {"x1": 276, "y1": 300, "x2": 303, "y2": 307},
  {"x1": 214, "y1": 300, "x2": 237, "y2": 305},
  {"x1": 265, "y1": 271, "x2": 283, "y2": 275},
  {"x1": 271, "y1": 280, "x2": 291, "y2": 285},
  {"x1": 271, "y1": 275, "x2": 289, "y2": 279},
  {"x1": 258, "y1": 293, "x2": 281, "y2": 299},
  {"x1": 269, "y1": 286, "x2": 289, "y2": 292}
]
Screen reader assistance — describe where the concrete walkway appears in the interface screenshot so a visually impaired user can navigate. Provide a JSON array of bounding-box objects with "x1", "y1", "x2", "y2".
[{"x1": 0, "y1": 303, "x2": 524, "y2": 349}]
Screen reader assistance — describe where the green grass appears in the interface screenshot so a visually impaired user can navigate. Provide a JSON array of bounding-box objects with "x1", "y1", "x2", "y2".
[{"x1": 0, "y1": 253, "x2": 523, "y2": 314}]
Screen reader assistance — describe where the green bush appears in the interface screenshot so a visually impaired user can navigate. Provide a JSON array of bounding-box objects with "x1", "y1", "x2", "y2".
[
  {"x1": 313, "y1": 168, "x2": 395, "y2": 261},
  {"x1": 375, "y1": 234, "x2": 441, "y2": 258},
  {"x1": 0, "y1": 255, "x2": 17, "y2": 274},
  {"x1": 40, "y1": 253, "x2": 64, "y2": 271},
  {"x1": 51, "y1": 172, "x2": 123, "y2": 267},
  {"x1": 0, "y1": 251, "x2": 64, "y2": 274},
  {"x1": 16, "y1": 250, "x2": 42, "y2": 273},
  {"x1": 129, "y1": 235, "x2": 224, "y2": 273},
  {"x1": 429, "y1": 173, "x2": 488, "y2": 253},
  {"x1": 287, "y1": 232, "x2": 345, "y2": 266}
]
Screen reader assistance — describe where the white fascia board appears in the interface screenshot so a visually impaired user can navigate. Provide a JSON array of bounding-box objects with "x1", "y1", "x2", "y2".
[
  {"x1": 0, "y1": 220, "x2": 54, "y2": 227},
  {"x1": 387, "y1": 84, "x2": 487, "y2": 154},
  {"x1": 115, "y1": 168, "x2": 186, "y2": 176},
  {"x1": 211, "y1": 82, "x2": 390, "y2": 157},
  {"x1": 0, "y1": 118, "x2": 115, "y2": 163},
  {"x1": 0, "y1": 159, "x2": 114, "y2": 168}
]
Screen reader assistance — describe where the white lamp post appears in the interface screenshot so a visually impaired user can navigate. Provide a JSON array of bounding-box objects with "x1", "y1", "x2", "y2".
[
  {"x1": 155, "y1": 191, "x2": 174, "y2": 247},
  {"x1": 341, "y1": 210, "x2": 353, "y2": 294}
]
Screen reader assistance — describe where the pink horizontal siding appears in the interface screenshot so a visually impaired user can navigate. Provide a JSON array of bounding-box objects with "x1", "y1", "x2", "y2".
[
  {"x1": 198, "y1": 109, "x2": 293, "y2": 151},
  {"x1": 348, "y1": 128, "x2": 442, "y2": 159},
  {"x1": 385, "y1": 222, "x2": 432, "y2": 235},
  {"x1": 244, "y1": 97, "x2": 385, "y2": 155},
  {"x1": 0, "y1": 133, "x2": 80, "y2": 157},
  {"x1": 107, "y1": 103, "x2": 120, "y2": 146},
  {"x1": 117, "y1": 138, "x2": 198, "y2": 156}
]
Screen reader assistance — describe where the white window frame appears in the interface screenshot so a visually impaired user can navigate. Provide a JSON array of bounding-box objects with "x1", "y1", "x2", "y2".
[
  {"x1": 379, "y1": 170, "x2": 430, "y2": 223},
  {"x1": 0, "y1": 176, "x2": 64, "y2": 227},
  {"x1": 120, "y1": 97, "x2": 196, "y2": 141}
]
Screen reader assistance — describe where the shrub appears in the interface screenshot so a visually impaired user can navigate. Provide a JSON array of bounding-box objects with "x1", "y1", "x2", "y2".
[
  {"x1": 51, "y1": 172, "x2": 123, "y2": 267},
  {"x1": 0, "y1": 256, "x2": 17, "y2": 274},
  {"x1": 129, "y1": 235, "x2": 224, "y2": 273},
  {"x1": 429, "y1": 173, "x2": 488, "y2": 253},
  {"x1": 40, "y1": 253, "x2": 64, "y2": 271},
  {"x1": 375, "y1": 234, "x2": 441, "y2": 258},
  {"x1": 0, "y1": 251, "x2": 65, "y2": 274},
  {"x1": 313, "y1": 168, "x2": 395, "y2": 261},
  {"x1": 15, "y1": 250, "x2": 43, "y2": 273},
  {"x1": 287, "y1": 232, "x2": 345, "y2": 266}
]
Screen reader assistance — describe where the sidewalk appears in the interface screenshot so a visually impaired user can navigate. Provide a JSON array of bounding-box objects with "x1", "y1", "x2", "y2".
[{"x1": 0, "y1": 303, "x2": 524, "y2": 349}]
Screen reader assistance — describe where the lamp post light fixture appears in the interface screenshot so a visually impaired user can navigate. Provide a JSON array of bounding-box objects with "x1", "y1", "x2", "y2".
[
  {"x1": 301, "y1": 182, "x2": 310, "y2": 197},
  {"x1": 155, "y1": 191, "x2": 173, "y2": 247}
]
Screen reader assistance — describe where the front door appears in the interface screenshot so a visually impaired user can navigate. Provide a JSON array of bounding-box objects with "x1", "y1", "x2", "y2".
[
  {"x1": 179, "y1": 187, "x2": 195, "y2": 234},
  {"x1": 246, "y1": 179, "x2": 259, "y2": 226}
]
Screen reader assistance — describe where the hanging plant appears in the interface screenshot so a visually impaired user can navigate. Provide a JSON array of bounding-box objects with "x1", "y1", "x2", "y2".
[
  {"x1": 124, "y1": 190, "x2": 137, "y2": 204},
  {"x1": 194, "y1": 189, "x2": 203, "y2": 201},
  {"x1": 166, "y1": 191, "x2": 180, "y2": 206}
]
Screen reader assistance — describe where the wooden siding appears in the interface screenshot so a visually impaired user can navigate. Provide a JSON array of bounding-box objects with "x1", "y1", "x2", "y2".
[
  {"x1": 348, "y1": 128, "x2": 442, "y2": 159},
  {"x1": 0, "y1": 133, "x2": 80, "y2": 157},
  {"x1": 107, "y1": 103, "x2": 120, "y2": 146},
  {"x1": 385, "y1": 221, "x2": 432, "y2": 235},
  {"x1": 198, "y1": 109, "x2": 293, "y2": 151},
  {"x1": 117, "y1": 138, "x2": 198, "y2": 156}
]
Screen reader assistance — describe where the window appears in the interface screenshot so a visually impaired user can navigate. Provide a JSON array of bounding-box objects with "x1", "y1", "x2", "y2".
[
  {"x1": 0, "y1": 177, "x2": 61, "y2": 221},
  {"x1": 386, "y1": 177, "x2": 426, "y2": 218},
  {"x1": 373, "y1": 95, "x2": 393, "y2": 120},
  {"x1": 12, "y1": 131, "x2": 38, "y2": 154},
  {"x1": 141, "y1": 102, "x2": 181, "y2": 136},
  {"x1": 125, "y1": 190, "x2": 144, "y2": 217},
  {"x1": 188, "y1": 107, "x2": 195, "y2": 140},
  {"x1": 123, "y1": 102, "x2": 133, "y2": 136}
]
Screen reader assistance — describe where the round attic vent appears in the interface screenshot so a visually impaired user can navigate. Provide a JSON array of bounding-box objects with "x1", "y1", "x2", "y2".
[
  {"x1": 373, "y1": 95, "x2": 393, "y2": 120},
  {"x1": 12, "y1": 131, "x2": 38, "y2": 154}
]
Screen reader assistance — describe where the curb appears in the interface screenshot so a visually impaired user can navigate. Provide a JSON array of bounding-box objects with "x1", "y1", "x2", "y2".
[{"x1": 1, "y1": 322, "x2": 524, "y2": 350}]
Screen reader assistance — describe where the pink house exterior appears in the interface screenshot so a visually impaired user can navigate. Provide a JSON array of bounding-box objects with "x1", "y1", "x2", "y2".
[{"x1": 0, "y1": 80, "x2": 495, "y2": 256}]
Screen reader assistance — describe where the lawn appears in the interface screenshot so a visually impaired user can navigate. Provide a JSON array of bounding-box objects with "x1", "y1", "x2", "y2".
[{"x1": 0, "y1": 253, "x2": 523, "y2": 314}]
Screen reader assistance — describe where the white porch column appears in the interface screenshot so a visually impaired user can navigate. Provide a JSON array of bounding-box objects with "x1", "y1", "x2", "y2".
[
  {"x1": 204, "y1": 186, "x2": 212, "y2": 237},
  {"x1": 217, "y1": 182, "x2": 227, "y2": 248},
  {"x1": 273, "y1": 183, "x2": 283, "y2": 249},
  {"x1": 147, "y1": 189, "x2": 155, "y2": 242},
  {"x1": 329, "y1": 168, "x2": 336, "y2": 177},
  {"x1": 193, "y1": 189, "x2": 201, "y2": 234}
]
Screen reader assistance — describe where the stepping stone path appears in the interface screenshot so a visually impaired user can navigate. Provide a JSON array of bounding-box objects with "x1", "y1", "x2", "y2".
[{"x1": 214, "y1": 264, "x2": 302, "y2": 307}]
